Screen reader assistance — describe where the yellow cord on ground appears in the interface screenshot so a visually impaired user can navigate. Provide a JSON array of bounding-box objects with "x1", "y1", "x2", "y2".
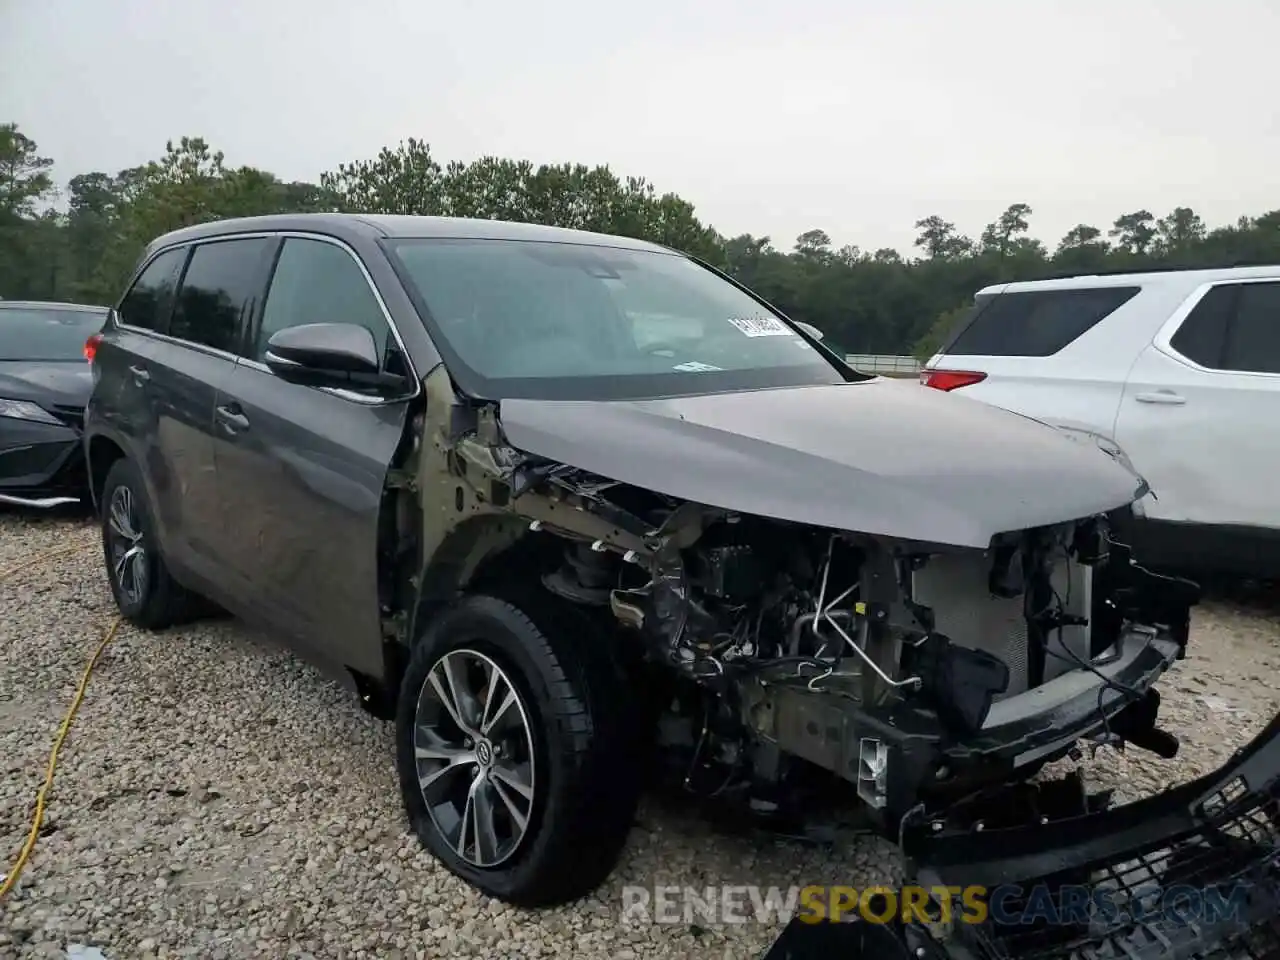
[
  {"x1": 0, "y1": 541, "x2": 94, "y2": 581},
  {"x1": 0, "y1": 541, "x2": 122, "y2": 903}
]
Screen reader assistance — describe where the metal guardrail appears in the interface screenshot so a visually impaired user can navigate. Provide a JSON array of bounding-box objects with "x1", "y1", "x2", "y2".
[{"x1": 844, "y1": 354, "x2": 922, "y2": 375}]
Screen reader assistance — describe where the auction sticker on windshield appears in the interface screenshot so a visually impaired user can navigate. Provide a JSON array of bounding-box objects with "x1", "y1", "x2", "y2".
[
  {"x1": 727, "y1": 315, "x2": 792, "y2": 337},
  {"x1": 673, "y1": 361, "x2": 723, "y2": 372}
]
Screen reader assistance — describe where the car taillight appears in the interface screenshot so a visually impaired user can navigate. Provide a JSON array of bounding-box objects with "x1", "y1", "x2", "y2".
[
  {"x1": 84, "y1": 333, "x2": 102, "y2": 363},
  {"x1": 920, "y1": 369, "x2": 987, "y2": 391}
]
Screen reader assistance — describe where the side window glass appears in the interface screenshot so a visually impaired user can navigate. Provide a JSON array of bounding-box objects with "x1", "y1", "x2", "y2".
[
  {"x1": 945, "y1": 286, "x2": 1139, "y2": 357},
  {"x1": 169, "y1": 237, "x2": 273, "y2": 353},
  {"x1": 1223, "y1": 282, "x2": 1280, "y2": 374},
  {"x1": 117, "y1": 247, "x2": 187, "y2": 332},
  {"x1": 1170, "y1": 285, "x2": 1234, "y2": 368},
  {"x1": 256, "y1": 238, "x2": 391, "y2": 366}
]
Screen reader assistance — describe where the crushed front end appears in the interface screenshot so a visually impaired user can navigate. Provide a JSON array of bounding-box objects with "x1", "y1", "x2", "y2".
[
  {"x1": 723, "y1": 517, "x2": 1198, "y2": 827},
  {"x1": 424, "y1": 399, "x2": 1200, "y2": 834},
  {"x1": 587, "y1": 490, "x2": 1201, "y2": 832}
]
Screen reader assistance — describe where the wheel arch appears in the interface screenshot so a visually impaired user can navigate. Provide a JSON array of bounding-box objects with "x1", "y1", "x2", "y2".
[
  {"x1": 360, "y1": 514, "x2": 563, "y2": 712},
  {"x1": 86, "y1": 432, "x2": 127, "y2": 513}
]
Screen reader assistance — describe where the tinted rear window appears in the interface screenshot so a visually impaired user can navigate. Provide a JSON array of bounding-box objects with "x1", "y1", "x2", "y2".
[
  {"x1": 0, "y1": 306, "x2": 109, "y2": 361},
  {"x1": 1223, "y1": 281, "x2": 1280, "y2": 374},
  {"x1": 1169, "y1": 284, "x2": 1234, "y2": 367},
  {"x1": 944, "y1": 286, "x2": 1141, "y2": 357}
]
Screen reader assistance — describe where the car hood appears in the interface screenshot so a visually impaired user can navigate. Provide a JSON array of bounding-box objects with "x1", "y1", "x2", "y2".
[
  {"x1": 0, "y1": 360, "x2": 92, "y2": 409},
  {"x1": 495, "y1": 379, "x2": 1149, "y2": 549}
]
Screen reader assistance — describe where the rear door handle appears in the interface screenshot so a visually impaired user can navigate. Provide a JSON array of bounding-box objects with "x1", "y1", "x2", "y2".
[
  {"x1": 1134, "y1": 391, "x2": 1186, "y2": 405},
  {"x1": 129, "y1": 365, "x2": 150, "y2": 385},
  {"x1": 215, "y1": 404, "x2": 250, "y2": 433}
]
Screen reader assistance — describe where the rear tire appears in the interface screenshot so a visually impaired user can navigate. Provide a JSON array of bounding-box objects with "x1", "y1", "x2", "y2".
[
  {"x1": 100, "y1": 457, "x2": 203, "y2": 629},
  {"x1": 395, "y1": 593, "x2": 642, "y2": 907}
]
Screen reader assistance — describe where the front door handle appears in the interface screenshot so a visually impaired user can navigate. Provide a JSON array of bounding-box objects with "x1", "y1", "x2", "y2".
[
  {"x1": 215, "y1": 404, "x2": 250, "y2": 433},
  {"x1": 129, "y1": 365, "x2": 150, "y2": 385},
  {"x1": 1134, "y1": 391, "x2": 1186, "y2": 405}
]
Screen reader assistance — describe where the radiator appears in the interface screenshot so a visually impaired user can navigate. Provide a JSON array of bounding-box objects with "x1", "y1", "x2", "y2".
[{"x1": 910, "y1": 551, "x2": 1092, "y2": 699}]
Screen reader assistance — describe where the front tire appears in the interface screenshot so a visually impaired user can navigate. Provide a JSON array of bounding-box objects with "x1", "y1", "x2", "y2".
[
  {"x1": 99, "y1": 457, "x2": 201, "y2": 629},
  {"x1": 395, "y1": 594, "x2": 641, "y2": 907}
]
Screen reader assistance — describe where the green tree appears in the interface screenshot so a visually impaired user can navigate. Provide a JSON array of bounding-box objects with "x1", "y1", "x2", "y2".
[
  {"x1": 1110, "y1": 210, "x2": 1157, "y2": 256},
  {"x1": 0, "y1": 125, "x2": 60, "y2": 297},
  {"x1": 979, "y1": 203, "x2": 1033, "y2": 259},
  {"x1": 0, "y1": 123, "x2": 55, "y2": 216},
  {"x1": 67, "y1": 137, "x2": 336, "y2": 301},
  {"x1": 913, "y1": 216, "x2": 972, "y2": 261},
  {"x1": 320, "y1": 141, "x2": 723, "y2": 261},
  {"x1": 794, "y1": 229, "x2": 833, "y2": 260},
  {"x1": 321, "y1": 138, "x2": 447, "y2": 215},
  {"x1": 1154, "y1": 206, "x2": 1206, "y2": 258},
  {"x1": 1054, "y1": 223, "x2": 1111, "y2": 274},
  {"x1": 912, "y1": 303, "x2": 971, "y2": 361},
  {"x1": 1057, "y1": 224, "x2": 1105, "y2": 251},
  {"x1": 6, "y1": 120, "x2": 1280, "y2": 358}
]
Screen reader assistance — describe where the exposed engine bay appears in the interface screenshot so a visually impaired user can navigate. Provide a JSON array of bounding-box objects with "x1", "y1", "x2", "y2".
[{"x1": 405, "y1": 399, "x2": 1202, "y2": 835}]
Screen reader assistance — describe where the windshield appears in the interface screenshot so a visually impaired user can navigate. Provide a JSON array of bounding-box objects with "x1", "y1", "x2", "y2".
[
  {"x1": 386, "y1": 238, "x2": 863, "y2": 400},
  {"x1": 0, "y1": 306, "x2": 108, "y2": 361}
]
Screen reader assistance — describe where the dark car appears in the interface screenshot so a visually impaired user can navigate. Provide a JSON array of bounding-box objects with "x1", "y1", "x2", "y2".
[
  {"x1": 0, "y1": 300, "x2": 107, "y2": 507},
  {"x1": 84, "y1": 214, "x2": 1198, "y2": 911}
]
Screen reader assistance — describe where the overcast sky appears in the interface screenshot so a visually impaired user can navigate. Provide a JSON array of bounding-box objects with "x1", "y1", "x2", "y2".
[{"x1": 2, "y1": 0, "x2": 1276, "y2": 255}]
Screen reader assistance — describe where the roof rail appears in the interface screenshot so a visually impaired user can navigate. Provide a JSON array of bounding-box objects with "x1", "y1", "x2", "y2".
[{"x1": 1036, "y1": 260, "x2": 1280, "y2": 282}]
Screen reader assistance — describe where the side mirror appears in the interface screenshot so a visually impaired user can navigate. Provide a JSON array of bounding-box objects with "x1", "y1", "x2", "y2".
[
  {"x1": 794, "y1": 321, "x2": 825, "y2": 341},
  {"x1": 264, "y1": 322, "x2": 382, "y2": 386}
]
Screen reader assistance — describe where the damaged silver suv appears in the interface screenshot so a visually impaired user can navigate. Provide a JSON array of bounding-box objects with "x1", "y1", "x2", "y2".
[{"x1": 82, "y1": 214, "x2": 1198, "y2": 907}]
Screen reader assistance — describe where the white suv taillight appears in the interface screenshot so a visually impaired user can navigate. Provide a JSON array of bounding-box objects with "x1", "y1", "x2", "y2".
[{"x1": 920, "y1": 369, "x2": 987, "y2": 391}]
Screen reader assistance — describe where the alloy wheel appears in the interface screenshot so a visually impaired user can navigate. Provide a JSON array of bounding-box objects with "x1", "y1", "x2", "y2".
[
  {"x1": 413, "y1": 649, "x2": 537, "y2": 868},
  {"x1": 106, "y1": 485, "x2": 148, "y2": 606}
]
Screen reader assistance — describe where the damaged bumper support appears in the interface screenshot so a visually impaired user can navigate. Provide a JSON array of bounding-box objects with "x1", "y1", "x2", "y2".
[
  {"x1": 750, "y1": 626, "x2": 1181, "y2": 816},
  {"x1": 762, "y1": 709, "x2": 1280, "y2": 959}
]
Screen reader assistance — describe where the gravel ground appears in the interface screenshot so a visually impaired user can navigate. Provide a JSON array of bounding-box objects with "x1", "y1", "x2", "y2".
[{"x1": 1, "y1": 511, "x2": 1278, "y2": 960}]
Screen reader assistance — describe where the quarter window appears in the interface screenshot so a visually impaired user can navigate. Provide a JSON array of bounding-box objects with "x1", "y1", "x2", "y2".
[
  {"x1": 169, "y1": 237, "x2": 273, "y2": 353},
  {"x1": 1169, "y1": 285, "x2": 1233, "y2": 368},
  {"x1": 256, "y1": 238, "x2": 391, "y2": 366},
  {"x1": 1224, "y1": 282, "x2": 1280, "y2": 374},
  {"x1": 1170, "y1": 281, "x2": 1280, "y2": 375},
  {"x1": 117, "y1": 247, "x2": 187, "y2": 332}
]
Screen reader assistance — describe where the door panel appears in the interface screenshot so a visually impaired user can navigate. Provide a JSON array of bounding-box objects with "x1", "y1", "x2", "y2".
[
  {"x1": 1115, "y1": 345, "x2": 1253, "y2": 524},
  {"x1": 214, "y1": 365, "x2": 408, "y2": 676},
  {"x1": 155, "y1": 235, "x2": 276, "y2": 595},
  {"x1": 105, "y1": 243, "x2": 236, "y2": 582},
  {"x1": 131, "y1": 335, "x2": 238, "y2": 580},
  {"x1": 957, "y1": 367, "x2": 1128, "y2": 441},
  {"x1": 101, "y1": 246, "x2": 189, "y2": 558},
  {"x1": 1115, "y1": 281, "x2": 1280, "y2": 528},
  {"x1": 211, "y1": 234, "x2": 415, "y2": 677}
]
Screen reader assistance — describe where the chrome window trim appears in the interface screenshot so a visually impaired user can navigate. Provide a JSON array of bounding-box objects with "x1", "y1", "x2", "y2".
[{"x1": 115, "y1": 230, "x2": 422, "y2": 406}]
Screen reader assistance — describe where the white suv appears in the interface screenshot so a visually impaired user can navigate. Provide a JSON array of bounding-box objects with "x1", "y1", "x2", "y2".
[{"x1": 921, "y1": 265, "x2": 1280, "y2": 579}]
